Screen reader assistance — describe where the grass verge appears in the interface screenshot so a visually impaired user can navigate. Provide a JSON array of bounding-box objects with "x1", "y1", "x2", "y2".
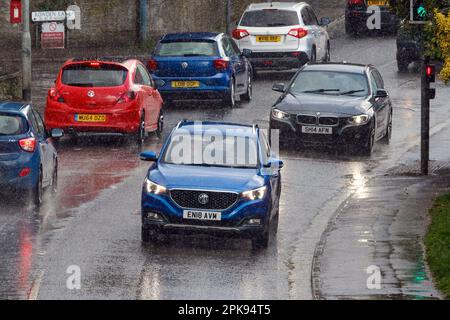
[{"x1": 425, "y1": 193, "x2": 450, "y2": 299}]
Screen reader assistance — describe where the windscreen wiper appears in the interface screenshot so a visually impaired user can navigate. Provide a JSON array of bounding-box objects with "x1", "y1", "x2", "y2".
[
  {"x1": 339, "y1": 89, "x2": 365, "y2": 95},
  {"x1": 300, "y1": 89, "x2": 340, "y2": 94}
]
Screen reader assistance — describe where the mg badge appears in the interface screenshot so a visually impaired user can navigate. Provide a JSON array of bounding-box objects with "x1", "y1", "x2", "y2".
[
  {"x1": 181, "y1": 62, "x2": 188, "y2": 69},
  {"x1": 316, "y1": 112, "x2": 321, "y2": 116},
  {"x1": 198, "y1": 193, "x2": 209, "y2": 205},
  {"x1": 87, "y1": 90, "x2": 95, "y2": 98}
]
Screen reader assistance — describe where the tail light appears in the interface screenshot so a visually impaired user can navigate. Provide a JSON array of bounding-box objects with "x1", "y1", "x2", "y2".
[
  {"x1": 348, "y1": 0, "x2": 364, "y2": 5},
  {"x1": 19, "y1": 168, "x2": 31, "y2": 177},
  {"x1": 288, "y1": 28, "x2": 308, "y2": 39},
  {"x1": 214, "y1": 59, "x2": 229, "y2": 71},
  {"x1": 118, "y1": 91, "x2": 137, "y2": 104},
  {"x1": 232, "y1": 29, "x2": 249, "y2": 40},
  {"x1": 147, "y1": 59, "x2": 157, "y2": 72},
  {"x1": 19, "y1": 137, "x2": 36, "y2": 152},
  {"x1": 48, "y1": 88, "x2": 65, "y2": 103}
]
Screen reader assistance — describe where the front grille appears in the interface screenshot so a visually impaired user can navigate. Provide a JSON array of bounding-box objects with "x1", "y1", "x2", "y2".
[
  {"x1": 318, "y1": 117, "x2": 339, "y2": 126},
  {"x1": 170, "y1": 189, "x2": 238, "y2": 210},
  {"x1": 297, "y1": 115, "x2": 317, "y2": 125}
]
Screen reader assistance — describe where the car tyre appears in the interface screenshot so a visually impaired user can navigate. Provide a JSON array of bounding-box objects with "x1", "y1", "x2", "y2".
[
  {"x1": 310, "y1": 47, "x2": 316, "y2": 63},
  {"x1": 32, "y1": 168, "x2": 43, "y2": 207},
  {"x1": 135, "y1": 114, "x2": 146, "y2": 145},
  {"x1": 141, "y1": 226, "x2": 161, "y2": 244},
  {"x1": 156, "y1": 110, "x2": 164, "y2": 138},
  {"x1": 381, "y1": 112, "x2": 392, "y2": 144},
  {"x1": 361, "y1": 125, "x2": 375, "y2": 156},
  {"x1": 323, "y1": 42, "x2": 331, "y2": 62},
  {"x1": 240, "y1": 74, "x2": 252, "y2": 102},
  {"x1": 223, "y1": 79, "x2": 236, "y2": 108},
  {"x1": 51, "y1": 162, "x2": 58, "y2": 194},
  {"x1": 252, "y1": 229, "x2": 269, "y2": 250}
]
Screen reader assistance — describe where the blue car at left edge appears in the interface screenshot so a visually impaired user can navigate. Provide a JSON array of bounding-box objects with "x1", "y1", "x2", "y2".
[
  {"x1": 139, "y1": 121, "x2": 283, "y2": 249},
  {"x1": 147, "y1": 32, "x2": 253, "y2": 108},
  {"x1": 0, "y1": 102, "x2": 63, "y2": 206}
]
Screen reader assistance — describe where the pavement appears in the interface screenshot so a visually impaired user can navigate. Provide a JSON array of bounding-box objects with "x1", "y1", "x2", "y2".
[{"x1": 312, "y1": 124, "x2": 450, "y2": 300}]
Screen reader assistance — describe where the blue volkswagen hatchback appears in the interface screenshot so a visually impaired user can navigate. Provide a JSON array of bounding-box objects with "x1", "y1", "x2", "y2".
[
  {"x1": 140, "y1": 121, "x2": 283, "y2": 249},
  {"x1": 0, "y1": 102, "x2": 63, "y2": 206},
  {"x1": 147, "y1": 32, "x2": 253, "y2": 108}
]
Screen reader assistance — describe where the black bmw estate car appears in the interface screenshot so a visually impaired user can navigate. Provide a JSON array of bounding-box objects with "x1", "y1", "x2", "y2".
[{"x1": 269, "y1": 63, "x2": 393, "y2": 156}]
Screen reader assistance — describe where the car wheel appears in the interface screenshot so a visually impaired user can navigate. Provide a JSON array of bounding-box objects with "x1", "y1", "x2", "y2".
[
  {"x1": 156, "y1": 110, "x2": 164, "y2": 138},
  {"x1": 323, "y1": 42, "x2": 331, "y2": 62},
  {"x1": 381, "y1": 112, "x2": 392, "y2": 144},
  {"x1": 361, "y1": 125, "x2": 375, "y2": 156},
  {"x1": 223, "y1": 79, "x2": 236, "y2": 108},
  {"x1": 252, "y1": 229, "x2": 269, "y2": 250},
  {"x1": 345, "y1": 20, "x2": 355, "y2": 36},
  {"x1": 310, "y1": 47, "x2": 316, "y2": 63},
  {"x1": 33, "y1": 168, "x2": 43, "y2": 207},
  {"x1": 142, "y1": 226, "x2": 162, "y2": 244},
  {"x1": 51, "y1": 162, "x2": 58, "y2": 194},
  {"x1": 397, "y1": 58, "x2": 409, "y2": 72},
  {"x1": 135, "y1": 114, "x2": 146, "y2": 145},
  {"x1": 240, "y1": 74, "x2": 252, "y2": 102}
]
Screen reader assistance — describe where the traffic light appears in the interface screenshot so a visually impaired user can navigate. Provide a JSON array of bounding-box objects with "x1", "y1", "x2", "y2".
[
  {"x1": 412, "y1": 0, "x2": 428, "y2": 22},
  {"x1": 425, "y1": 63, "x2": 436, "y2": 100}
]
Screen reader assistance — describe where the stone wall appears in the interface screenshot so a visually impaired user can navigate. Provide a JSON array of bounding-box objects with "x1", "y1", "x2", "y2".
[{"x1": 0, "y1": 70, "x2": 21, "y2": 100}]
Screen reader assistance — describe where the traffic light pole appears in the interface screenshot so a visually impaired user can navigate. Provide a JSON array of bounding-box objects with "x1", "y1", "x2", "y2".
[{"x1": 420, "y1": 24, "x2": 430, "y2": 175}]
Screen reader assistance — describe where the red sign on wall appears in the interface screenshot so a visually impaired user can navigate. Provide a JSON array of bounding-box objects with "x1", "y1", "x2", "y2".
[{"x1": 10, "y1": 0, "x2": 22, "y2": 24}]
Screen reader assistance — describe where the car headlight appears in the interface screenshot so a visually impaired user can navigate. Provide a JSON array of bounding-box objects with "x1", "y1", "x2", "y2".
[
  {"x1": 349, "y1": 114, "x2": 369, "y2": 125},
  {"x1": 242, "y1": 186, "x2": 267, "y2": 200},
  {"x1": 271, "y1": 108, "x2": 290, "y2": 120},
  {"x1": 144, "y1": 178, "x2": 167, "y2": 194}
]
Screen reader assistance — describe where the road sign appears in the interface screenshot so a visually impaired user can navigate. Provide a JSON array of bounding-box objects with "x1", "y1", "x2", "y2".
[
  {"x1": 41, "y1": 22, "x2": 65, "y2": 49},
  {"x1": 10, "y1": 0, "x2": 22, "y2": 24},
  {"x1": 32, "y1": 11, "x2": 74, "y2": 22}
]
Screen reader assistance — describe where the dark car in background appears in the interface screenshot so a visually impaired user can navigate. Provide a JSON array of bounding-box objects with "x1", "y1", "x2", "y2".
[
  {"x1": 269, "y1": 63, "x2": 393, "y2": 156},
  {"x1": 147, "y1": 32, "x2": 253, "y2": 108},
  {"x1": 345, "y1": 0, "x2": 398, "y2": 35},
  {"x1": 0, "y1": 102, "x2": 63, "y2": 206},
  {"x1": 396, "y1": 25, "x2": 421, "y2": 72}
]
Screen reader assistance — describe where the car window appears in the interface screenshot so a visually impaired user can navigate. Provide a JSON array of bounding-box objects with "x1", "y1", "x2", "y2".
[
  {"x1": 32, "y1": 110, "x2": 46, "y2": 137},
  {"x1": 373, "y1": 70, "x2": 384, "y2": 89},
  {"x1": 221, "y1": 38, "x2": 235, "y2": 57},
  {"x1": 155, "y1": 41, "x2": 218, "y2": 57},
  {"x1": 134, "y1": 67, "x2": 144, "y2": 85},
  {"x1": 307, "y1": 8, "x2": 319, "y2": 26},
  {"x1": 259, "y1": 132, "x2": 271, "y2": 165},
  {"x1": 228, "y1": 37, "x2": 241, "y2": 56},
  {"x1": 27, "y1": 110, "x2": 40, "y2": 136},
  {"x1": 137, "y1": 65, "x2": 153, "y2": 87},
  {"x1": 62, "y1": 63, "x2": 128, "y2": 87},
  {"x1": 301, "y1": 9, "x2": 312, "y2": 25},
  {"x1": 0, "y1": 114, "x2": 27, "y2": 136},
  {"x1": 369, "y1": 72, "x2": 379, "y2": 93},
  {"x1": 239, "y1": 9, "x2": 300, "y2": 27},
  {"x1": 290, "y1": 70, "x2": 369, "y2": 97}
]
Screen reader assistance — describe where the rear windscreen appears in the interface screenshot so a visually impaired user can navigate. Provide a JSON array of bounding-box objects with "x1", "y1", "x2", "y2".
[
  {"x1": 155, "y1": 41, "x2": 218, "y2": 57},
  {"x1": 0, "y1": 114, "x2": 27, "y2": 136},
  {"x1": 61, "y1": 64, "x2": 128, "y2": 87},
  {"x1": 240, "y1": 9, "x2": 300, "y2": 27}
]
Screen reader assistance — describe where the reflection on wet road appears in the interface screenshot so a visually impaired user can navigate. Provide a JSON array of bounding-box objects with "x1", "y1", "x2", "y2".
[{"x1": 0, "y1": 34, "x2": 449, "y2": 299}]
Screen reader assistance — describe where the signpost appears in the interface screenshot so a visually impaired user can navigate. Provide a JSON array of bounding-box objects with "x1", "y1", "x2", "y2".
[
  {"x1": 32, "y1": 11, "x2": 75, "y2": 22},
  {"x1": 41, "y1": 22, "x2": 65, "y2": 49}
]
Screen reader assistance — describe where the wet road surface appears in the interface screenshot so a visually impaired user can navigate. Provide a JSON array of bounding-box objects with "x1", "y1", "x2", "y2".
[{"x1": 0, "y1": 34, "x2": 449, "y2": 299}]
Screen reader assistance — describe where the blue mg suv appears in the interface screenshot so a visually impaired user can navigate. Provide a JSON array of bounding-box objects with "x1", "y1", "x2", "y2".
[{"x1": 140, "y1": 121, "x2": 283, "y2": 249}]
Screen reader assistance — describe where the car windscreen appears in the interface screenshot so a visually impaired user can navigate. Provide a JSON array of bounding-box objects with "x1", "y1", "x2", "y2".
[
  {"x1": 155, "y1": 40, "x2": 219, "y2": 57},
  {"x1": 290, "y1": 71, "x2": 369, "y2": 97},
  {"x1": 239, "y1": 9, "x2": 300, "y2": 27},
  {"x1": 61, "y1": 64, "x2": 128, "y2": 87},
  {"x1": 0, "y1": 114, "x2": 27, "y2": 136},
  {"x1": 162, "y1": 133, "x2": 259, "y2": 169}
]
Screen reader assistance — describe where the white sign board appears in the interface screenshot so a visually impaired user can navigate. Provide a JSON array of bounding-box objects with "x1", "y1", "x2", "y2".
[
  {"x1": 32, "y1": 11, "x2": 75, "y2": 22},
  {"x1": 41, "y1": 22, "x2": 65, "y2": 49}
]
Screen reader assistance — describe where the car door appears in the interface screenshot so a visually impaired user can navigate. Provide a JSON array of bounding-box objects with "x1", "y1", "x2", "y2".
[
  {"x1": 29, "y1": 109, "x2": 51, "y2": 186},
  {"x1": 137, "y1": 64, "x2": 161, "y2": 131},
  {"x1": 230, "y1": 38, "x2": 251, "y2": 91},
  {"x1": 260, "y1": 133, "x2": 280, "y2": 218},
  {"x1": 301, "y1": 7, "x2": 319, "y2": 59},
  {"x1": 369, "y1": 70, "x2": 388, "y2": 139},
  {"x1": 222, "y1": 37, "x2": 245, "y2": 91},
  {"x1": 307, "y1": 7, "x2": 327, "y2": 60},
  {"x1": 134, "y1": 65, "x2": 152, "y2": 130}
]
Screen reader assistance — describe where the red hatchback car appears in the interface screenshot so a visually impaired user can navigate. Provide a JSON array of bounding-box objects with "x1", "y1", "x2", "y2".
[{"x1": 45, "y1": 58, "x2": 164, "y2": 144}]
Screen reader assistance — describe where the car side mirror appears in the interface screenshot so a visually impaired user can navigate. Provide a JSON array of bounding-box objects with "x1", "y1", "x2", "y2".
[
  {"x1": 265, "y1": 158, "x2": 284, "y2": 169},
  {"x1": 272, "y1": 83, "x2": 286, "y2": 93},
  {"x1": 51, "y1": 128, "x2": 64, "y2": 139},
  {"x1": 242, "y1": 48, "x2": 252, "y2": 58},
  {"x1": 140, "y1": 151, "x2": 158, "y2": 162},
  {"x1": 375, "y1": 89, "x2": 388, "y2": 98},
  {"x1": 320, "y1": 17, "x2": 332, "y2": 26}
]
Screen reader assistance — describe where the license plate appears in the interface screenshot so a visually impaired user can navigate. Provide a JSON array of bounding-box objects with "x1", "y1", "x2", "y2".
[
  {"x1": 171, "y1": 81, "x2": 200, "y2": 88},
  {"x1": 75, "y1": 114, "x2": 106, "y2": 122},
  {"x1": 302, "y1": 126, "x2": 332, "y2": 135},
  {"x1": 367, "y1": 0, "x2": 388, "y2": 6},
  {"x1": 183, "y1": 210, "x2": 222, "y2": 221},
  {"x1": 256, "y1": 35, "x2": 281, "y2": 42}
]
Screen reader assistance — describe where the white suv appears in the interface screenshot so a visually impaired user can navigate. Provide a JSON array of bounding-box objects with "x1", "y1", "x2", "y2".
[{"x1": 232, "y1": 2, "x2": 331, "y2": 72}]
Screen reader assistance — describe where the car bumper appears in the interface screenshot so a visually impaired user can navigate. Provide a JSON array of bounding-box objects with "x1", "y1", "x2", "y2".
[
  {"x1": 0, "y1": 155, "x2": 39, "y2": 191},
  {"x1": 270, "y1": 116, "x2": 372, "y2": 147},
  {"x1": 153, "y1": 72, "x2": 231, "y2": 101},
  {"x1": 45, "y1": 100, "x2": 141, "y2": 134},
  {"x1": 248, "y1": 52, "x2": 308, "y2": 70},
  {"x1": 141, "y1": 191, "x2": 270, "y2": 237}
]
